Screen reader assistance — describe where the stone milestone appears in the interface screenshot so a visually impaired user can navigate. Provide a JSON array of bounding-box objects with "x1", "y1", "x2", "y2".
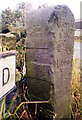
[{"x1": 26, "y1": 5, "x2": 74, "y2": 119}]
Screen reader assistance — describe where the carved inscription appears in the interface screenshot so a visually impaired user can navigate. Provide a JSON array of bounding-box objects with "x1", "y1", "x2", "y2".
[{"x1": 55, "y1": 59, "x2": 73, "y2": 68}]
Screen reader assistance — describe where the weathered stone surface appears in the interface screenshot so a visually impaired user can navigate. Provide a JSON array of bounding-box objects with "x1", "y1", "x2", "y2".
[{"x1": 26, "y1": 5, "x2": 74, "y2": 119}]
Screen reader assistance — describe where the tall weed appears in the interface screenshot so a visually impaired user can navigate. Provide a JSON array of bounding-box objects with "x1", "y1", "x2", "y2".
[{"x1": 71, "y1": 57, "x2": 81, "y2": 120}]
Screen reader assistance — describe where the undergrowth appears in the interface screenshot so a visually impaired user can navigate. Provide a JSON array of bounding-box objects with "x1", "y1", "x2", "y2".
[{"x1": 71, "y1": 57, "x2": 81, "y2": 120}]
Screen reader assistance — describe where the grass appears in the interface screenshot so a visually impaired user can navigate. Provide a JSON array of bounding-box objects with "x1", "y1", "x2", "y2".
[
  {"x1": 71, "y1": 57, "x2": 81, "y2": 120},
  {"x1": 0, "y1": 97, "x2": 6, "y2": 119}
]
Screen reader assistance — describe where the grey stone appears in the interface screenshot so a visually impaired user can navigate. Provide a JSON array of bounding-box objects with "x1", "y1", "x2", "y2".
[{"x1": 26, "y1": 5, "x2": 74, "y2": 119}]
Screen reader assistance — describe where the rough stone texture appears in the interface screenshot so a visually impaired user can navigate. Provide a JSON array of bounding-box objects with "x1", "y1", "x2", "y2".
[{"x1": 26, "y1": 5, "x2": 74, "y2": 119}]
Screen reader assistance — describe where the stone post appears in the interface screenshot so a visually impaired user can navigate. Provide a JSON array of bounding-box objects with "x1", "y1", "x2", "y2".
[{"x1": 26, "y1": 5, "x2": 74, "y2": 119}]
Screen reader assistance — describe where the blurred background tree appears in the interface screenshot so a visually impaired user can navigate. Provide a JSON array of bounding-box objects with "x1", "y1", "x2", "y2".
[{"x1": 0, "y1": 2, "x2": 33, "y2": 33}]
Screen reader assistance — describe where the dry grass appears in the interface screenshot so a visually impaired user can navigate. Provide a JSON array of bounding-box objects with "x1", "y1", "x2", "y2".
[{"x1": 71, "y1": 57, "x2": 81, "y2": 120}]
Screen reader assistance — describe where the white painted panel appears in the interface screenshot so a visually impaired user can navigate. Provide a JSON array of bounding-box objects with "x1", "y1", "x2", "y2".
[{"x1": 0, "y1": 51, "x2": 16, "y2": 99}]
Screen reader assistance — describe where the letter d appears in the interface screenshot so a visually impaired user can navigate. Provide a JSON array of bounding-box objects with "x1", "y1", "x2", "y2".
[{"x1": 2, "y1": 67, "x2": 10, "y2": 86}]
